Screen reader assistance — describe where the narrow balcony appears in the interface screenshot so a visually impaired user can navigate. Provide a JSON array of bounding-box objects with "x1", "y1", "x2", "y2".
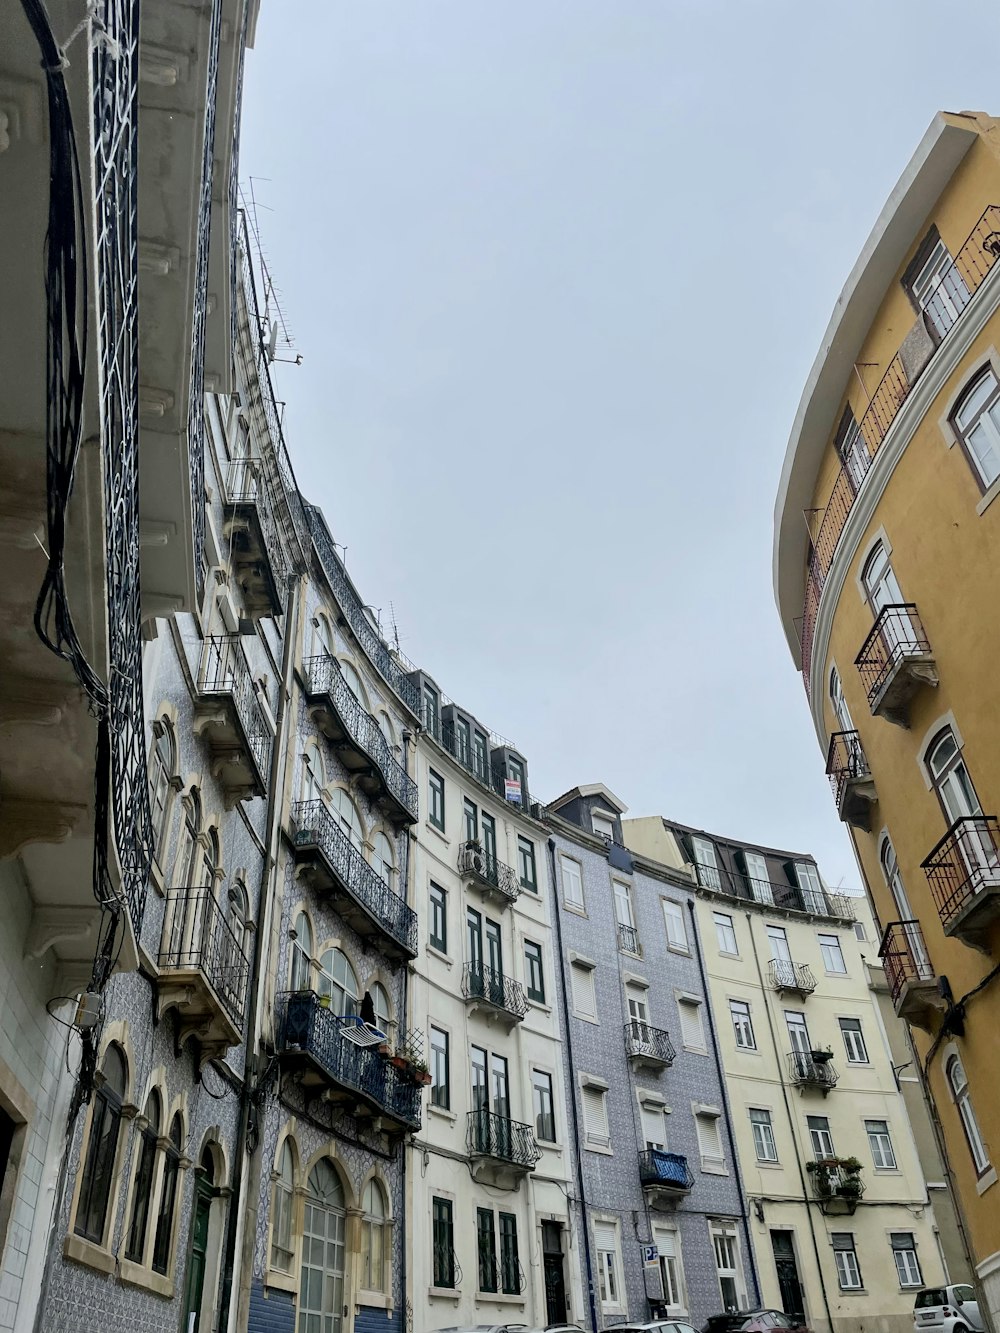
[
  {"x1": 461, "y1": 964, "x2": 526, "y2": 1028},
  {"x1": 157, "y1": 887, "x2": 249, "y2": 1063},
  {"x1": 879, "y1": 921, "x2": 942, "y2": 1033},
  {"x1": 624, "y1": 1021, "x2": 675, "y2": 1073},
  {"x1": 787, "y1": 1050, "x2": 838, "y2": 1095},
  {"x1": 807, "y1": 1157, "x2": 866, "y2": 1215},
  {"x1": 458, "y1": 842, "x2": 521, "y2": 909},
  {"x1": 290, "y1": 800, "x2": 418, "y2": 961},
  {"x1": 467, "y1": 1110, "x2": 540, "y2": 1186},
  {"x1": 279, "y1": 991, "x2": 421, "y2": 1135},
  {"x1": 303, "y1": 655, "x2": 418, "y2": 826},
  {"x1": 825, "y1": 731, "x2": 877, "y2": 831},
  {"x1": 222, "y1": 459, "x2": 288, "y2": 617},
  {"x1": 618, "y1": 922, "x2": 642, "y2": 957},
  {"x1": 923, "y1": 816, "x2": 1000, "y2": 952},
  {"x1": 193, "y1": 636, "x2": 272, "y2": 805},
  {"x1": 855, "y1": 604, "x2": 938, "y2": 726},
  {"x1": 768, "y1": 959, "x2": 817, "y2": 999},
  {"x1": 638, "y1": 1150, "x2": 694, "y2": 1208}
]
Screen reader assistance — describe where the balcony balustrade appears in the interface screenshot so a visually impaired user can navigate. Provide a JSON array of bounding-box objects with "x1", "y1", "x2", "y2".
[
  {"x1": 879, "y1": 921, "x2": 941, "y2": 1031},
  {"x1": 461, "y1": 964, "x2": 526, "y2": 1027},
  {"x1": 303, "y1": 655, "x2": 418, "y2": 826},
  {"x1": 825, "y1": 731, "x2": 877, "y2": 830},
  {"x1": 279, "y1": 991, "x2": 421, "y2": 1134},
  {"x1": 290, "y1": 800, "x2": 418, "y2": 960},
  {"x1": 768, "y1": 959, "x2": 817, "y2": 998},
  {"x1": 787, "y1": 1050, "x2": 838, "y2": 1094},
  {"x1": 855, "y1": 605, "x2": 938, "y2": 725},
  {"x1": 222, "y1": 458, "x2": 288, "y2": 616},
  {"x1": 466, "y1": 1109, "x2": 540, "y2": 1183},
  {"x1": 624, "y1": 1021, "x2": 675, "y2": 1072},
  {"x1": 922, "y1": 816, "x2": 1000, "y2": 951},
  {"x1": 193, "y1": 636, "x2": 272, "y2": 804},
  {"x1": 638, "y1": 1150, "x2": 694, "y2": 1207},
  {"x1": 807, "y1": 1157, "x2": 866, "y2": 1215},
  {"x1": 692, "y1": 864, "x2": 855, "y2": 920},
  {"x1": 617, "y1": 922, "x2": 642, "y2": 956},
  {"x1": 457, "y1": 842, "x2": 521, "y2": 908},
  {"x1": 157, "y1": 886, "x2": 249, "y2": 1061}
]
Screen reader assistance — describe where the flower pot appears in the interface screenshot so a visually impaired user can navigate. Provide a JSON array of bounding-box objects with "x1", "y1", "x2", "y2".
[
  {"x1": 810, "y1": 1049, "x2": 833, "y2": 1063},
  {"x1": 415, "y1": 1071, "x2": 432, "y2": 1086},
  {"x1": 391, "y1": 1056, "x2": 409, "y2": 1071}
]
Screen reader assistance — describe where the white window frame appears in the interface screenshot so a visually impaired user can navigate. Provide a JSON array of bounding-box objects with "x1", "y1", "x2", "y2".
[
  {"x1": 833, "y1": 1235, "x2": 863, "y2": 1290},
  {"x1": 570, "y1": 961, "x2": 597, "y2": 1022},
  {"x1": 582, "y1": 1082, "x2": 611, "y2": 1151},
  {"x1": 839, "y1": 1017, "x2": 869, "y2": 1064},
  {"x1": 729, "y1": 999, "x2": 755, "y2": 1051},
  {"x1": 749, "y1": 1108, "x2": 777, "y2": 1163},
  {"x1": 560, "y1": 854, "x2": 585, "y2": 911},
  {"x1": 807, "y1": 1115, "x2": 835, "y2": 1160},
  {"x1": 714, "y1": 911, "x2": 738, "y2": 956},
  {"x1": 696, "y1": 1111, "x2": 725, "y2": 1171},
  {"x1": 710, "y1": 1220, "x2": 745, "y2": 1312},
  {"x1": 818, "y1": 932, "x2": 847, "y2": 975},
  {"x1": 891, "y1": 1233, "x2": 923, "y2": 1288},
  {"x1": 653, "y1": 1226, "x2": 686, "y2": 1315},
  {"x1": 663, "y1": 899, "x2": 688, "y2": 952},
  {"x1": 592, "y1": 809, "x2": 615, "y2": 841},
  {"x1": 677, "y1": 995, "x2": 705, "y2": 1052},
  {"x1": 594, "y1": 1218, "x2": 624, "y2": 1311},
  {"x1": 866, "y1": 1119, "x2": 897, "y2": 1171},
  {"x1": 692, "y1": 836, "x2": 722, "y2": 890}
]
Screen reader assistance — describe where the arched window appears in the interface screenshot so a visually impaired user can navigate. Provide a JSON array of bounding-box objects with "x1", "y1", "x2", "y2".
[
  {"x1": 829, "y1": 666, "x2": 853, "y2": 734},
  {"x1": 152, "y1": 1113, "x2": 183, "y2": 1275},
  {"x1": 370, "y1": 982, "x2": 392, "y2": 1036},
  {"x1": 225, "y1": 881, "x2": 249, "y2": 950},
  {"x1": 331, "y1": 788, "x2": 363, "y2": 851},
  {"x1": 926, "y1": 730, "x2": 982, "y2": 825},
  {"x1": 312, "y1": 614, "x2": 335, "y2": 660},
  {"x1": 947, "y1": 1054, "x2": 990, "y2": 1175},
  {"x1": 148, "y1": 723, "x2": 177, "y2": 864},
  {"x1": 880, "y1": 836, "x2": 931, "y2": 975},
  {"x1": 301, "y1": 750, "x2": 325, "y2": 808},
  {"x1": 861, "y1": 542, "x2": 904, "y2": 615},
  {"x1": 951, "y1": 367, "x2": 1000, "y2": 490},
  {"x1": 373, "y1": 832, "x2": 394, "y2": 888},
  {"x1": 180, "y1": 790, "x2": 203, "y2": 885},
  {"x1": 200, "y1": 827, "x2": 220, "y2": 890},
  {"x1": 361, "y1": 1179, "x2": 388, "y2": 1293},
  {"x1": 125, "y1": 1089, "x2": 162, "y2": 1262},
  {"x1": 318, "y1": 948, "x2": 358, "y2": 1018},
  {"x1": 75, "y1": 1043, "x2": 127, "y2": 1244},
  {"x1": 377, "y1": 712, "x2": 395, "y2": 752},
  {"x1": 339, "y1": 660, "x2": 368, "y2": 708},
  {"x1": 270, "y1": 1140, "x2": 296, "y2": 1273},
  {"x1": 300, "y1": 1161, "x2": 346, "y2": 1333},
  {"x1": 290, "y1": 912, "x2": 313, "y2": 992}
]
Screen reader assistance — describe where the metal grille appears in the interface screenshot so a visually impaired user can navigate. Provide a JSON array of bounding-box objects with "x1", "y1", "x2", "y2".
[
  {"x1": 921, "y1": 816, "x2": 1000, "y2": 930},
  {"x1": 159, "y1": 886, "x2": 250, "y2": 1027},
  {"x1": 787, "y1": 1051, "x2": 839, "y2": 1090},
  {"x1": 855, "y1": 604, "x2": 932, "y2": 707},
  {"x1": 878, "y1": 920, "x2": 934, "y2": 1005},
  {"x1": 226, "y1": 457, "x2": 291, "y2": 602},
  {"x1": 466, "y1": 1110, "x2": 540, "y2": 1168},
  {"x1": 767, "y1": 959, "x2": 817, "y2": 994},
  {"x1": 197, "y1": 636, "x2": 273, "y2": 782},
  {"x1": 461, "y1": 964, "x2": 527, "y2": 1019},
  {"x1": 457, "y1": 843, "x2": 521, "y2": 902},
  {"x1": 617, "y1": 922, "x2": 642, "y2": 956},
  {"x1": 623, "y1": 1020, "x2": 676, "y2": 1066},
  {"x1": 825, "y1": 731, "x2": 871, "y2": 802}
]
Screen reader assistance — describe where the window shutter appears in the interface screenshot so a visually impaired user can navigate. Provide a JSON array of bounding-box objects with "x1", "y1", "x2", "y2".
[
  {"x1": 583, "y1": 1087, "x2": 610, "y2": 1145},
  {"x1": 572, "y1": 964, "x2": 596, "y2": 1018},
  {"x1": 696, "y1": 1114, "x2": 723, "y2": 1162},
  {"x1": 594, "y1": 1220, "x2": 617, "y2": 1253},
  {"x1": 830, "y1": 1233, "x2": 855, "y2": 1251},
  {"x1": 657, "y1": 1230, "x2": 677, "y2": 1259},
  {"x1": 678, "y1": 999, "x2": 703, "y2": 1048},
  {"x1": 890, "y1": 1232, "x2": 915, "y2": 1249},
  {"x1": 641, "y1": 1105, "x2": 665, "y2": 1149}
]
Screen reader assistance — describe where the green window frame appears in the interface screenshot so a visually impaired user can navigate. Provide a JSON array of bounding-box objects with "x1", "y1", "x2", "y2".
[
  {"x1": 524, "y1": 940, "x2": 545, "y2": 1003},
  {"x1": 429, "y1": 769, "x2": 445, "y2": 831},
  {"x1": 517, "y1": 836, "x2": 537, "y2": 892},
  {"x1": 429, "y1": 882, "x2": 447, "y2": 952}
]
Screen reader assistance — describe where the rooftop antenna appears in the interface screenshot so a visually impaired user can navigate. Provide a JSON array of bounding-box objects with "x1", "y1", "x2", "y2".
[
  {"x1": 241, "y1": 177, "x2": 302, "y2": 364},
  {"x1": 389, "y1": 603, "x2": 401, "y2": 653}
]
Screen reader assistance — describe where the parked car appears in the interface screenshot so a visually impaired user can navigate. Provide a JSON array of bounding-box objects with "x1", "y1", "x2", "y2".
[
  {"x1": 914, "y1": 1285, "x2": 985, "y2": 1333},
  {"x1": 703, "y1": 1311, "x2": 810, "y2": 1333},
  {"x1": 605, "y1": 1322, "x2": 700, "y2": 1333}
]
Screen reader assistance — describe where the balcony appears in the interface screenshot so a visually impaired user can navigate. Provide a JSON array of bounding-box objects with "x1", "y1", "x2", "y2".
[
  {"x1": 696, "y1": 866, "x2": 856, "y2": 921},
  {"x1": 879, "y1": 921, "x2": 942, "y2": 1032},
  {"x1": 303, "y1": 655, "x2": 418, "y2": 826},
  {"x1": 787, "y1": 1050, "x2": 838, "y2": 1095},
  {"x1": 290, "y1": 800, "x2": 418, "y2": 961},
  {"x1": 467, "y1": 1110, "x2": 540, "y2": 1185},
  {"x1": 618, "y1": 922, "x2": 642, "y2": 957},
  {"x1": 768, "y1": 959, "x2": 817, "y2": 999},
  {"x1": 624, "y1": 1021, "x2": 675, "y2": 1073},
  {"x1": 922, "y1": 816, "x2": 1000, "y2": 951},
  {"x1": 222, "y1": 459, "x2": 288, "y2": 617},
  {"x1": 193, "y1": 637, "x2": 272, "y2": 805},
  {"x1": 157, "y1": 887, "x2": 249, "y2": 1063},
  {"x1": 807, "y1": 1157, "x2": 866, "y2": 1216},
  {"x1": 638, "y1": 1150, "x2": 694, "y2": 1208},
  {"x1": 457, "y1": 843, "x2": 521, "y2": 908},
  {"x1": 855, "y1": 605, "x2": 938, "y2": 725},
  {"x1": 279, "y1": 991, "x2": 421, "y2": 1135},
  {"x1": 826, "y1": 731, "x2": 877, "y2": 830},
  {"x1": 461, "y1": 964, "x2": 526, "y2": 1028}
]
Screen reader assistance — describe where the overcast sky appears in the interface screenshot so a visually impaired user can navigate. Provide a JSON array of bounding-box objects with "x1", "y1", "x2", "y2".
[{"x1": 240, "y1": 2, "x2": 1000, "y2": 892}]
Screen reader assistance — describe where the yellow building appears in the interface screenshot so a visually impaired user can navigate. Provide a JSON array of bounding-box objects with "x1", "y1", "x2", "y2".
[{"x1": 774, "y1": 110, "x2": 1000, "y2": 1322}]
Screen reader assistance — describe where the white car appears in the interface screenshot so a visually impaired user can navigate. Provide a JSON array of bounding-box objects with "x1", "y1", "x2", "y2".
[{"x1": 914, "y1": 1284, "x2": 985, "y2": 1333}]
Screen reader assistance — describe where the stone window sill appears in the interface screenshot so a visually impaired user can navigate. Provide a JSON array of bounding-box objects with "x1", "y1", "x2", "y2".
[
  {"x1": 428, "y1": 1286, "x2": 461, "y2": 1301},
  {"x1": 63, "y1": 1233, "x2": 115, "y2": 1276},
  {"x1": 265, "y1": 1268, "x2": 299, "y2": 1294},
  {"x1": 119, "y1": 1257, "x2": 175, "y2": 1298}
]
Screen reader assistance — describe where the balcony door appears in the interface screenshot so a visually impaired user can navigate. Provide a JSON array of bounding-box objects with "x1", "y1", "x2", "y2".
[
  {"x1": 829, "y1": 666, "x2": 854, "y2": 734},
  {"x1": 767, "y1": 925, "x2": 794, "y2": 988},
  {"x1": 743, "y1": 852, "x2": 773, "y2": 905},
  {"x1": 491, "y1": 1054, "x2": 512, "y2": 1155},
  {"x1": 470, "y1": 1046, "x2": 489, "y2": 1151},
  {"x1": 481, "y1": 813, "x2": 497, "y2": 864},
  {"x1": 861, "y1": 543, "x2": 917, "y2": 657},
  {"x1": 786, "y1": 1012, "x2": 811, "y2": 1077},
  {"x1": 627, "y1": 985, "x2": 650, "y2": 1046},
  {"x1": 927, "y1": 731, "x2": 998, "y2": 880},
  {"x1": 485, "y1": 919, "x2": 504, "y2": 1006},
  {"x1": 299, "y1": 1160, "x2": 346, "y2": 1333},
  {"x1": 880, "y1": 838, "x2": 931, "y2": 974}
]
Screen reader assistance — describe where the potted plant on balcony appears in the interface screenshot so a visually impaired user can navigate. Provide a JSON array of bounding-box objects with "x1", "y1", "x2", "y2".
[
  {"x1": 410, "y1": 1059, "x2": 432, "y2": 1087},
  {"x1": 390, "y1": 1050, "x2": 410, "y2": 1072},
  {"x1": 837, "y1": 1173, "x2": 863, "y2": 1199},
  {"x1": 840, "y1": 1156, "x2": 862, "y2": 1175},
  {"x1": 806, "y1": 1159, "x2": 834, "y2": 1197},
  {"x1": 810, "y1": 1047, "x2": 833, "y2": 1063}
]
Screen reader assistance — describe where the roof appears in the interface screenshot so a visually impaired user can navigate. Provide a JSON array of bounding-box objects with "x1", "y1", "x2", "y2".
[
  {"x1": 548, "y1": 783, "x2": 628, "y2": 815},
  {"x1": 660, "y1": 815, "x2": 817, "y2": 867}
]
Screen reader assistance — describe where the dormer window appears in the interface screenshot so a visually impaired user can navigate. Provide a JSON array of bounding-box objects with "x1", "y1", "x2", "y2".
[{"x1": 592, "y1": 809, "x2": 615, "y2": 842}]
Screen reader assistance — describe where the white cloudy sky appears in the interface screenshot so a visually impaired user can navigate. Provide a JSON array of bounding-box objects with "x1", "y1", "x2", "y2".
[{"x1": 240, "y1": 1, "x2": 1000, "y2": 892}]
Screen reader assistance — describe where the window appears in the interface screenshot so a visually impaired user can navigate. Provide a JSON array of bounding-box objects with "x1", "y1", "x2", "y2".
[
  {"x1": 477, "y1": 1206, "x2": 499, "y2": 1292},
  {"x1": 730, "y1": 1000, "x2": 756, "y2": 1050},
  {"x1": 561, "y1": 854, "x2": 585, "y2": 910},
  {"x1": 952, "y1": 367, "x2": 1000, "y2": 489},
  {"x1": 361, "y1": 1180, "x2": 387, "y2": 1292},
  {"x1": 369, "y1": 982, "x2": 392, "y2": 1040},
  {"x1": 299, "y1": 1161, "x2": 346, "y2": 1330},
  {"x1": 832, "y1": 1233, "x2": 862, "y2": 1290},
  {"x1": 331, "y1": 786, "x2": 363, "y2": 850},
  {"x1": 613, "y1": 880, "x2": 634, "y2": 928},
  {"x1": 691, "y1": 836, "x2": 721, "y2": 890},
  {"x1": 655, "y1": 1229, "x2": 685, "y2": 1312},
  {"x1": 807, "y1": 1115, "x2": 835, "y2": 1160},
  {"x1": 829, "y1": 663, "x2": 855, "y2": 732},
  {"x1": 906, "y1": 233, "x2": 969, "y2": 338},
  {"x1": 714, "y1": 912, "x2": 738, "y2": 955},
  {"x1": 749, "y1": 1109, "x2": 777, "y2": 1163},
  {"x1": 711, "y1": 1222, "x2": 744, "y2": 1312},
  {"x1": 428, "y1": 770, "x2": 445, "y2": 831},
  {"x1": 499, "y1": 1213, "x2": 520, "y2": 1295},
  {"x1": 270, "y1": 1141, "x2": 295, "y2": 1272},
  {"x1": 853, "y1": 921, "x2": 867, "y2": 941},
  {"x1": 430, "y1": 1027, "x2": 450, "y2": 1109},
  {"x1": 290, "y1": 911, "x2": 313, "y2": 991},
  {"x1": 125, "y1": 1090, "x2": 161, "y2": 1262},
  {"x1": 592, "y1": 809, "x2": 615, "y2": 841},
  {"x1": 696, "y1": 1113, "x2": 725, "y2": 1169},
  {"x1": 532, "y1": 1070, "x2": 556, "y2": 1143},
  {"x1": 432, "y1": 1197, "x2": 455, "y2": 1288},
  {"x1": 377, "y1": 711, "x2": 395, "y2": 751},
  {"x1": 571, "y1": 962, "x2": 597, "y2": 1020},
  {"x1": 678, "y1": 997, "x2": 705, "y2": 1050},
  {"x1": 429, "y1": 882, "x2": 447, "y2": 952},
  {"x1": 926, "y1": 729, "x2": 983, "y2": 825},
  {"x1": 373, "y1": 831, "x2": 395, "y2": 887},
  {"x1": 743, "y1": 851, "x2": 773, "y2": 905},
  {"x1": 819, "y1": 933, "x2": 847, "y2": 974},
  {"x1": 463, "y1": 798, "x2": 478, "y2": 843},
  {"x1": 795, "y1": 861, "x2": 825, "y2": 913},
  {"x1": 317, "y1": 948, "x2": 358, "y2": 1017},
  {"x1": 151, "y1": 1113, "x2": 182, "y2": 1274},
  {"x1": 582, "y1": 1085, "x2": 610, "y2": 1149},
  {"x1": 947, "y1": 1054, "x2": 990, "y2": 1175},
  {"x1": 524, "y1": 940, "x2": 545, "y2": 1003},
  {"x1": 663, "y1": 900, "x2": 688, "y2": 951},
  {"x1": 866, "y1": 1119, "x2": 897, "y2": 1170},
  {"x1": 641, "y1": 1103, "x2": 666, "y2": 1151},
  {"x1": 839, "y1": 1018, "x2": 869, "y2": 1064},
  {"x1": 767, "y1": 924, "x2": 791, "y2": 963},
  {"x1": 423, "y1": 684, "x2": 440, "y2": 737},
  {"x1": 890, "y1": 1232, "x2": 923, "y2": 1288},
  {"x1": 594, "y1": 1220, "x2": 621, "y2": 1309},
  {"x1": 148, "y1": 722, "x2": 176, "y2": 864},
  {"x1": 473, "y1": 730, "x2": 488, "y2": 781},
  {"x1": 455, "y1": 718, "x2": 471, "y2": 767},
  {"x1": 516, "y1": 836, "x2": 537, "y2": 892},
  {"x1": 74, "y1": 1043, "x2": 126, "y2": 1244}
]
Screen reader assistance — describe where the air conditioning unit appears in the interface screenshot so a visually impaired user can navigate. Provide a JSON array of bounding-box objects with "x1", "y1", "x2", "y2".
[{"x1": 463, "y1": 842, "x2": 487, "y2": 877}]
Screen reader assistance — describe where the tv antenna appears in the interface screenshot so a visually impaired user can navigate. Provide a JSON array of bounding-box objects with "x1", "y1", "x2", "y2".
[{"x1": 241, "y1": 178, "x2": 303, "y2": 365}]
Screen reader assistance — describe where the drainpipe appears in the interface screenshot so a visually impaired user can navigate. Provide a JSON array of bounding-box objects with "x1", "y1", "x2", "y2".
[
  {"x1": 745, "y1": 912, "x2": 834, "y2": 1333},
  {"x1": 548, "y1": 838, "x2": 599, "y2": 1333},
  {"x1": 687, "y1": 901, "x2": 762, "y2": 1307}
]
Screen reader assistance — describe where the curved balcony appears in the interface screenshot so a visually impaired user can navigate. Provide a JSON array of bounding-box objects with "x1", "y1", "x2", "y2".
[
  {"x1": 618, "y1": 922, "x2": 642, "y2": 957},
  {"x1": 303, "y1": 655, "x2": 418, "y2": 826},
  {"x1": 787, "y1": 1050, "x2": 838, "y2": 1094},
  {"x1": 638, "y1": 1150, "x2": 693, "y2": 1208},
  {"x1": 922, "y1": 816, "x2": 1000, "y2": 951},
  {"x1": 278, "y1": 991, "x2": 421, "y2": 1134},
  {"x1": 624, "y1": 1021, "x2": 675, "y2": 1072},
  {"x1": 768, "y1": 959, "x2": 817, "y2": 998},
  {"x1": 466, "y1": 1110, "x2": 540, "y2": 1184},
  {"x1": 825, "y1": 731, "x2": 877, "y2": 831},
  {"x1": 879, "y1": 921, "x2": 941, "y2": 1032},
  {"x1": 222, "y1": 459, "x2": 288, "y2": 616},
  {"x1": 855, "y1": 604, "x2": 938, "y2": 725},
  {"x1": 458, "y1": 842, "x2": 521, "y2": 908},
  {"x1": 290, "y1": 800, "x2": 418, "y2": 961},
  {"x1": 462, "y1": 964, "x2": 526, "y2": 1027},
  {"x1": 194, "y1": 636, "x2": 272, "y2": 805},
  {"x1": 157, "y1": 886, "x2": 249, "y2": 1062}
]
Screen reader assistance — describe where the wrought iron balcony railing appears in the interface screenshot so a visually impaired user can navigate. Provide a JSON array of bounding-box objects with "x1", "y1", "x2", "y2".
[
  {"x1": 461, "y1": 964, "x2": 527, "y2": 1021},
  {"x1": 768, "y1": 959, "x2": 817, "y2": 997},
  {"x1": 922, "y1": 816, "x2": 1000, "y2": 940},
  {"x1": 691, "y1": 863, "x2": 855, "y2": 920},
  {"x1": 879, "y1": 920, "x2": 936, "y2": 1010},
  {"x1": 458, "y1": 843, "x2": 521, "y2": 904},
  {"x1": 624, "y1": 1020, "x2": 676, "y2": 1067},
  {"x1": 807, "y1": 1157, "x2": 866, "y2": 1212},
  {"x1": 466, "y1": 1110, "x2": 540, "y2": 1170},
  {"x1": 196, "y1": 636, "x2": 273, "y2": 787},
  {"x1": 290, "y1": 800, "x2": 418, "y2": 959},
  {"x1": 303, "y1": 655, "x2": 418, "y2": 823},
  {"x1": 825, "y1": 731, "x2": 877, "y2": 829},
  {"x1": 279, "y1": 991, "x2": 421, "y2": 1130},
  {"x1": 855, "y1": 604, "x2": 936, "y2": 717},
  {"x1": 159, "y1": 886, "x2": 250, "y2": 1029},
  {"x1": 638, "y1": 1150, "x2": 694, "y2": 1194},
  {"x1": 799, "y1": 205, "x2": 1000, "y2": 692},
  {"x1": 224, "y1": 456, "x2": 290, "y2": 608},
  {"x1": 787, "y1": 1050, "x2": 838, "y2": 1092},
  {"x1": 617, "y1": 922, "x2": 642, "y2": 956}
]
